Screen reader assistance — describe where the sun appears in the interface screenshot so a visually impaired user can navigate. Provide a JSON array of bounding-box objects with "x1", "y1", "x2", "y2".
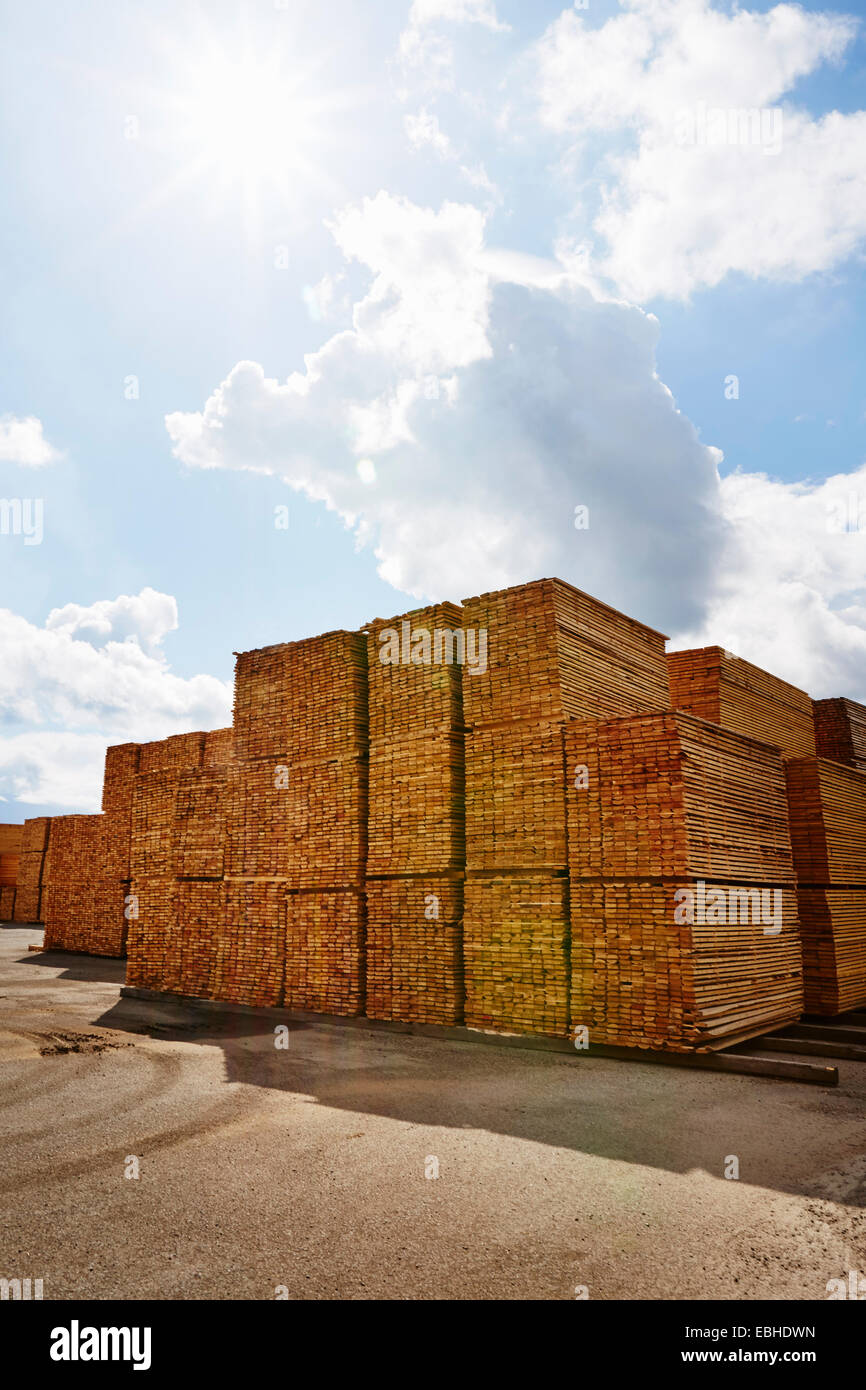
[{"x1": 177, "y1": 49, "x2": 314, "y2": 188}]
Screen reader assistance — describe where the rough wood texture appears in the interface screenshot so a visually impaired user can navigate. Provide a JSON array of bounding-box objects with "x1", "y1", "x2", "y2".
[
  {"x1": 203, "y1": 727, "x2": 235, "y2": 770},
  {"x1": 668, "y1": 647, "x2": 816, "y2": 756},
  {"x1": 220, "y1": 880, "x2": 286, "y2": 1007},
  {"x1": 285, "y1": 888, "x2": 365, "y2": 1016},
  {"x1": 364, "y1": 602, "x2": 463, "y2": 739},
  {"x1": 466, "y1": 718, "x2": 568, "y2": 872},
  {"x1": 797, "y1": 887, "x2": 866, "y2": 1014},
  {"x1": 570, "y1": 880, "x2": 803, "y2": 1050},
  {"x1": 565, "y1": 713, "x2": 796, "y2": 885},
  {"x1": 461, "y1": 579, "x2": 669, "y2": 730},
  {"x1": 784, "y1": 757, "x2": 866, "y2": 885},
  {"x1": 175, "y1": 770, "x2": 227, "y2": 880},
  {"x1": 13, "y1": 850, "x2": 45, "y2": 922},
  {"x1": 812, "y1": 697, "x2": 866, "y2": 772},
  {"x1": 126, "y1": 878, "x2": 175, "y2": 989},
  {"x1": 233, "y1": 632, "x2": 368, "y2": 763},
  {"x1": 366, "y1": 877, "x2": 463, "y2": 1025},
  {"x1": 43, "y1": 878, "x2": 129, "y2": 956},
  {"x1": 368, "y1": 733, "x2": 463, "y2": 875},
  {"x1": 0, "y1": 886, "x2": 15, "y2": 919},
  {"x1": 226, "y1": 754, "x2": 366, "y2": 886},
  {"x1": 137, "y1": 732, "x2": 205, "y2": 775},
  {"x1": 0, "y1": 824, "x2": 24, "y2": 854},
  {"x1": 463, "y1": 875, "x2": 570, "y2": 1038}
]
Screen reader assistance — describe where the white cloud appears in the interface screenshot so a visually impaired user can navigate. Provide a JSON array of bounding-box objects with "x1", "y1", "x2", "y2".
[
  {"x1": 535, "y1": 0, "x2": 866, "y2": 300},
  {"x1": 166, "y1": 188, "x2": 866, "y2": 698},
  {"x1": 45, "y1": 587, "x2": 178, "y2": 655},
  {"x1": 672, "y1": 464, "x2": 866, "y2": 700},
  {"x1": 0, "y1": 590, "x2": 231, "y2": 809},
  {"x1": 405, "y1": 107, "x2": 453, "y2": 155},
  {"x1": 0, "y1": 414, "x2": 62, "y2": 467},
  {"x1": 167, "y1": 191, "x2": 725, "y2": 634},
  {"x1": 398, "y1": 0, "x2": 508, "y2": 89}
]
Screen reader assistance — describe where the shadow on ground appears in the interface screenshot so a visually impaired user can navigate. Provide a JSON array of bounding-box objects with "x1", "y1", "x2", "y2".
[{"x1": 89, "y1": 989, "x2": 866, "y2": 1210}]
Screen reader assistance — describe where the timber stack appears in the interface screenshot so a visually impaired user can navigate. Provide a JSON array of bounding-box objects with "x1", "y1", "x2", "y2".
[
  {"x1": 13, "y1": 818, "x2": 53, "y2": 923},
  {"x1": 363, "y1": 602, "x2": 465, "y2": 1026},
  {"x1": 784, "y1": 756, "x2": 866, "y2": 1014},
  {"x1": 460, "y1": 579, "x2": 671, "y2": 1038},
  {"x1": 566, "y1": 712, "x2": 802, "y2": 1050},
  {"x1": 225, "y1": 633, "x2": 368, "y2": 1012},
  {"x1": 812, "y1": 697, "x2": 866, "y2": 773},
  {"x1": 668, "y1": 648, "x2": 816, "y2": 756}
]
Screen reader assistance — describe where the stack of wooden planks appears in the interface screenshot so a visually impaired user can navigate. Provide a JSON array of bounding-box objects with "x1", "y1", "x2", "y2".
[
  {"x1": 461, "y1": 579, "x2": 671, "y2": 1037},
  {"x1": 127, "y1": 731, "x2": 222, "y2": 988},
  {"x1": 364, "y1": 603, "x2": 465, "y2": 1025},
  {"x1": 13, "y1": 818, "x2": 52, "y2": 922},
  {"x1": 668, "y1": 647, "x2": 816, "y2": 756},
  {"x1": 565, "y1": 712, "x2": 803, "y2": 1050},
  {"x1": 43, "y1": 815, "x2": 128, "y2": 955},
  {"x1": 222, "y1": 633, "x2": 369, "y2": 1015},
  {"x1": 0, "y1": 823, "x2": 22, "y2": 917},
  {"x1": 784, "y1": 756, "x2": 866, "y2": 1014},
  {"x1": 812, "y1": 697, "x2": 866, "y2": 772}
]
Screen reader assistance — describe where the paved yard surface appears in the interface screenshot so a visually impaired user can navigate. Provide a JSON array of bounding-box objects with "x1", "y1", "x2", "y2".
[{"x1": 1, "y1": 925, "x2": 864, "y2": 1300}]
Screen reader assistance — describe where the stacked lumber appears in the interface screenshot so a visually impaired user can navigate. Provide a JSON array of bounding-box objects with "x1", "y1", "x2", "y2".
[
  {"x1": 461, "y1": 578, "x2": 670, "y2": 728},
  {"x1": 220, "y1": 879, "x2": 286, "y2": 1007},
  {"x1": 126, "y1": 877, "x2": 175, "y2": 990},
  {"x1": 203, "y1": 727, "x2": 234, "y2": 770},
  {"x1": 137, "y1": 732, "x2": 205, "y2": 774},
  {"x1": 566, "y1": 714, "x2": 796, "y2": 885},
  {"x1": 461, "y1": 580, "x2": 670, "y2": 1038},
  {"x1": 102, "y1": 743, "x2": 140, "y2": 880},
  {"x1": 0, "y1": 824, "x2": 23, "y2": 855},
  {"x1": 812, "y1": 697, "x2": 866, "y2": 772},
  {"x1": 13, "y1": 817, "x2": 52, "y2": 922},
  {"x1": 366, "y1": 877, "x2": 463, "y2": 1024},
  {"x1": 796, "y1": 889, "x2": 866, "y2": 1015},
  {"x1": 285, "y1": 888, "x2": 365, "y2": 1016},
  {"x1": 668, "y1": 647, "x2": 816, "y2": 756},
  {"x1": 564, "y1": 713, "x2": 802, "y2": 1050},
  {"x1": 570, "y1": 880, "x2": 802, "y2": 1050},
  {"x1": 175, "y1": 770, "x2": 227, "y2": 879},
  {"x1": 364, "y1": 604, "x2": 465, "y2": 1023},
  {"x1": 463, "y1": 876, "x2": 569, "y2": 1036},
  {"x1": 226, "y1": 753, "x2": 366, "y2": 885},
  {"x1": 784, "y1": 756, "x2": 866, "y2": 1013},
  {"x1": 0, "y1": 823, "x2": 22, "y2": 911},
  {"x1": 218, "y1": 632, "x2": 369, "y2": 1013},
  {"x1": 785, "y1": 758, "x2": 866, "y2": 884},
  {"x1": 233, "y1": 632, "x2": 367, "y2": 762},
  {"x1": 42, "y1": 814, "x2": 128, "y2": 956}
]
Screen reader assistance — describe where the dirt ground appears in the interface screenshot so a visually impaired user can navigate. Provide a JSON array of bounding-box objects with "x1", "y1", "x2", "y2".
[{"x1": 1, "y1": 924, "x2": 864, "y2": 1301}]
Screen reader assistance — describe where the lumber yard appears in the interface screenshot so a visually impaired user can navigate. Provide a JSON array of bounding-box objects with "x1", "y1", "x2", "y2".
[{"x1": 3, "y1": 575, "x2": 864, "y2": 1051}]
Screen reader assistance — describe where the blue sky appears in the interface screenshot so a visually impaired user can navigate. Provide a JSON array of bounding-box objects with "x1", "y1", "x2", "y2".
[{"x1": 2, "y1": 0, "x2": 866, "y2": 816}]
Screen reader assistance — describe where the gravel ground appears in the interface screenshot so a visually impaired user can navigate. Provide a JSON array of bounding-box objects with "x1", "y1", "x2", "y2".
[{"x1": 1, "y1": 924, "x2": 864, "y2": 1301}]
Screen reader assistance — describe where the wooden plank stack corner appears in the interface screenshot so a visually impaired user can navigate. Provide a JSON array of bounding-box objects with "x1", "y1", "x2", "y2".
[
  {"x1": 784, "y1": 755, "x2": 866, "y2": 1014},
  {"x1": 565, "y1": 712, "x2": 803, "y2": 1050},
  {"x1": 812, "y1": 697, "x2": 866, "y2": 772},
  {"x1": 460, "y1": 579, "x2": 671, "y2": 1038}
]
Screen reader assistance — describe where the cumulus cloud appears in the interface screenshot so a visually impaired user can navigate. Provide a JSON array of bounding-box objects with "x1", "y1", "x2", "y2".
[
  {"x1": 45, "y1": 587, "x2": 178, "y2": 655},
  {"x1": 0, "y1": 414, "x2": 62, "y2": 467},
  {"x1": 398, "y1": 0, "x2": 508, "y2": 89},
  {"x1": 0, "y1": 590, "x2": 231, "y2": 809},
  {"x1": 535, "y1": 0, "x2": 866, "y2": 300},
  {"x1": 672, "y1": 464, "x2": 866, "y2": 700},
  {"x1": 166, "y1": 188, "x2": 866, "y2": 697},
  {"x1": 167, "y1": 190, "x2": 725, "y2": 635}
]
